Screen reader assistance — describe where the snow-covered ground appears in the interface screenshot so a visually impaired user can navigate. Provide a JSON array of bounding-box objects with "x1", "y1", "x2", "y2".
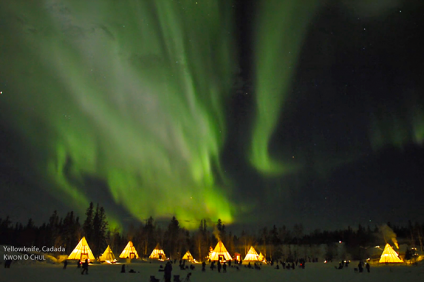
[{"x1": 1, "y1": 259, "x2": 423, "y2": 282}]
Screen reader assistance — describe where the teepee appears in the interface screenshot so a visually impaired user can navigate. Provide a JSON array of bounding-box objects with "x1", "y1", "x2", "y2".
[
  {"x1": 243, "y1": 246, "x2": 259, "y2": 263},
  {"x1": 119, "y1": 241, "x2": 139, "y2": 259},
  {"x1": 258, "y1": 252, "x2": 266, "y2": 263},
  {"x1": 182, "y1": 250, "x2": 194, "y2": 262},
  {"x1": 68, "y1": 237, "x2": 95, "y2": 262},
  {"x1": 379, "y1": 243, "x2": 403, "y2": 263},
  {"x1": 99, "y1": 245, "x2": 117, "y2": 263},
  {"x1": 149, "y1": 244, "x2": 166, "y2": 260},
  {"x1": 209, "y1": 241, "x2": 232, "y2": 261}
]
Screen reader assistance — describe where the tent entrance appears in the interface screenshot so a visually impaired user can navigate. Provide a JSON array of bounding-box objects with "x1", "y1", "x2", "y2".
[{"x1": 81, "y1": 253, "x2": 88, "y2": 262}]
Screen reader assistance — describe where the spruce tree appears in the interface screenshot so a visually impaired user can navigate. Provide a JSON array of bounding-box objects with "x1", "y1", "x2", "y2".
[
  {"x1": 83, "y1": 202, "x2": 94, "y2": 248},
  {"x1": 143, "y1": 216, "x2": 156, "y2": 256},
  {"x1": 164, "y1": 216, "x2": 180, "y2": 259},
  {"x1": 92, "y1": 204, "x2": 108, "y2": 257},
  {"x1": 198, "y1": 219, "x2": 208, "y2": 260},
  {"x1": 216, "y1": 219, "x2": 226, "y2": 244},
  {"x1": 47, "y1": 210, "x2": 60, "y2": 247}
]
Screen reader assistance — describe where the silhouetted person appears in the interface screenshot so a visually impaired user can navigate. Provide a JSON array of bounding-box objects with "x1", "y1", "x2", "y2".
[
  {"x1": 366, "y1": 262, "x2": 370, "y2": 273},
  {"x1": 223, "y1": 262, "x2": 227, "y2": 273},
  {"x1": 4, "y1": 260, "x2": 12, "y2": 268},
  {"x1": 217, "y1": 261, "x2": 221, "y2": 272},
  {"x1": 358, "y1": 261, "x2": 363, "y2": 273},
  {"x1": 77, "y1": 260, "x2": 81, "y2": 268},
  {"x1": 81, "y1": 260, "x2": 89, "y2": 275},
  {"x1": 121, "y1": 264, "x2": 126, "y2": 273},
  {"x1": 202, "y1": 261, "x2": 206, "y2": 272},
  {"x1": 164, "y1": 261, "x2": 172, "y2": 282},
  {"x1": 63, "y1": 260, "x2": 68, "y2": 269}
]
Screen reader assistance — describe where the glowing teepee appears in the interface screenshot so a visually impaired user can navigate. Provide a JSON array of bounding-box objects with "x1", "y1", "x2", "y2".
[
  {"x1": 182, "y1": 250, "x2": 194, "y2": 262},
  {"x1": 99, "y1": 245, "x2": 117, "y2": 263},
  {"x1": 209, "y1": 241, "x2": 232, "y2": 261},
  {"x1": 119, "y1": 241, "x2": 139, "y2": 259},
  {"x1": 68, "y1": 237, "x2": 95, "y2": 262},
  {"x1": 258, "y1": 252, "x2": 266, "y2": 263},
  {"x1": 208, "y1": 246, "x2": 213, "y2": 259},
  {"x1": 379, "y1": 243, "x2": 403, "y2": 263},
  {"x1": 243, "y1": 246, "x2": 259, "y2": 263},
  {"x1": 149, "y1": 244, "x2": 166, "y2": 260}
]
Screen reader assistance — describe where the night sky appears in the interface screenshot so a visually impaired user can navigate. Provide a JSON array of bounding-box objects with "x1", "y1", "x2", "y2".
[{"x1": 1, "y1": 0, "x2": 423, "y2": 232}]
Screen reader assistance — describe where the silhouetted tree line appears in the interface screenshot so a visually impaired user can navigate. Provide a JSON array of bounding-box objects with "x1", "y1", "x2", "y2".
[
  {"x1": 1, "y1": 207, "x2": 423, "y2": 261},
  {"x1": 0, "y1": 202, "x2": 109, "y2": 257}
]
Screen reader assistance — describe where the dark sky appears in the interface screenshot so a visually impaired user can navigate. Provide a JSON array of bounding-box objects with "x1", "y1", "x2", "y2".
[{"x1": 0, "y1": 0, "x2": 423, "y2": 233}]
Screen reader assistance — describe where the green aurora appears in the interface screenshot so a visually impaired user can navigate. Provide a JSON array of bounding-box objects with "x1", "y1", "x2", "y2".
[
  {"x1": 249, "y1": 0, "x2": 318, "y2": 175},
  {"x1": 1, "y1": 0, "x2": 238, "y2": 229}
]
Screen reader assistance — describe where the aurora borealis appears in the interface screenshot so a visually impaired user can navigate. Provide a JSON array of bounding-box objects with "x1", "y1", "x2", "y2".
[
  {"x1": 1, "y1": 0, "x2": 424, "y2": 231},
  {"x1": 250, "y1": 0, "x2": 318, "y2": 175}
]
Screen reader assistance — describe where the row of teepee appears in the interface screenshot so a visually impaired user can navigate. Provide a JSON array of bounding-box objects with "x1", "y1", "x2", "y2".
[
  {"x1": 68, "y1": 238, "x2": 262, "y2": 263},
  {"x1": 67, "y1": 237, "x2": 166, "y2": 262},
  {"x1": 242, "y1": 246, "x2": 266, "y2": 263},
  {"x1": 68, "y1": 238, "x2": 403, "y2": 264}
]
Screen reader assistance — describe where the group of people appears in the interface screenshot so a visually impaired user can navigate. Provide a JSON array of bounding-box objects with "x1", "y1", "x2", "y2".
[
  {"x1": 335, "y1": 260, "x2": 370, "y2": 273},
  {"x1": 208, "y1": 260, "x2": 228, "y2": 272},
  {"x1": 120, "y1": 264, "x2": 136, "y2": 273},
  {"x1": 59, "y1": 255, "x2": 372, "y2": 280},
  {"x1": 73, "y1": 259, "x2": 89, "y2": 274},
  {"x1": 177, "y1": 259, "x2": 195, "y2": 270},
  {"x1": 246, "y1": 262, "x2": 262, "y2": 270},
  {"x1": 357, "y1": 260, "x2": 371, "y2": 273},
  {"x1": 270, "y1": 259, "x2": 306, "y2": 270},
  {"x1": 335, "y1": 260, "x2": 350, "y2": 269}
]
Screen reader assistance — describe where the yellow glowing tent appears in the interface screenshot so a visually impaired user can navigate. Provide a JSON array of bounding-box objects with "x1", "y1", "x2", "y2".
[
  {"x1": 209, "y1": 241, "x2": 232, "y2": 261},
  {"x1": 208, "y1": 246, "x2": 213, "y2": 259},
  {"x1": 149, "y1": 244, "x2": 166, "y2": 260},
  {"x1": 99, "y1": 245, "x2": 116, "y2": 262},
  {"x1": 379, "y1": 243, "x2": 403, "y2": 263},
  {"x1": 182, "y1": 250, "x2": 194, "y2": 262},
  {"x1": 258, "y1": 252, "x2": 266, "y2": 263},
  {"x1": 243, "y1": 246, "x2": 259, "y2": 263},
  {"x1": 68, "y1": 237, "x2": 95, "y2": 262},
  {"x1": 119, "y1": 241, "x2": 140, "y2": 259}
]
